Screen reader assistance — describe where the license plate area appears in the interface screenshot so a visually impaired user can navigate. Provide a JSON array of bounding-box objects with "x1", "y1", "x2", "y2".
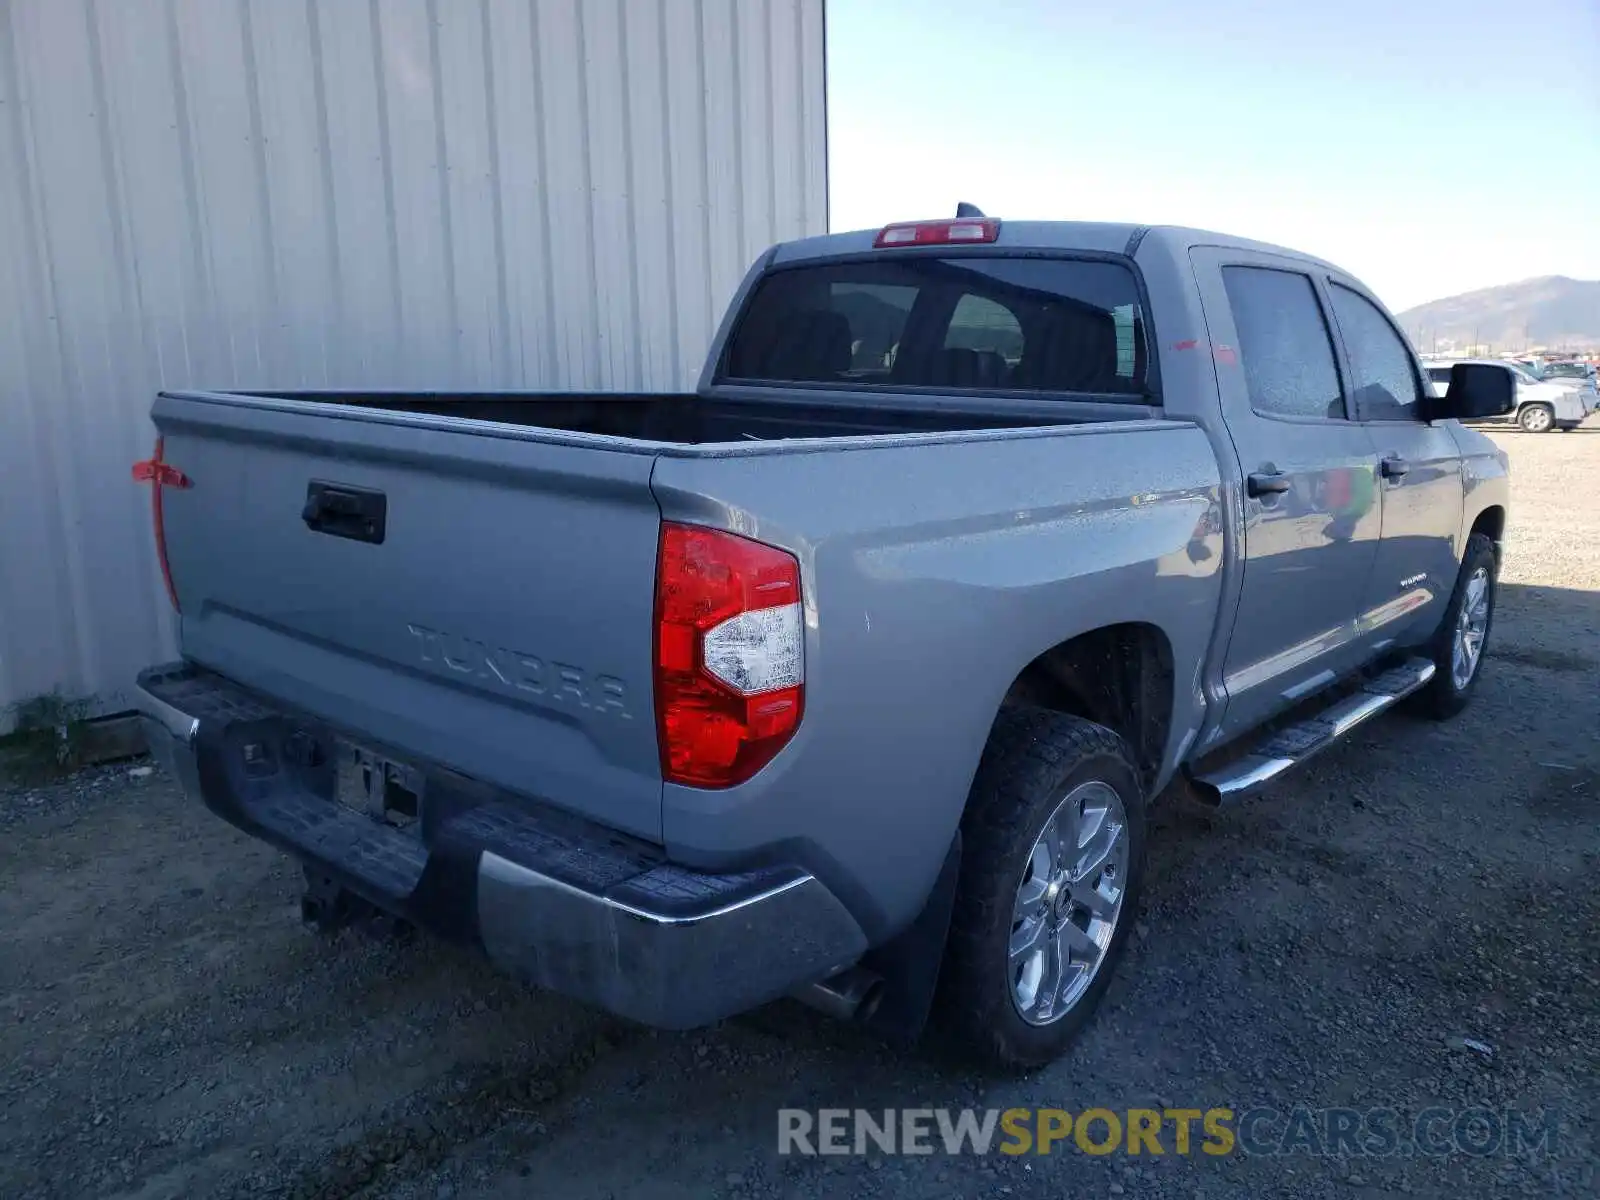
[{"x1": 335, "y1": 742, "x2": 425, "y2": 832}]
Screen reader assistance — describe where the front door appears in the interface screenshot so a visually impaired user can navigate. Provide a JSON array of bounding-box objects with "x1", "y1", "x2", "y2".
[
  {"x1": 1190, "y1": 249, "x2": 1385, "y2": 743},
  {"x1": 1324, "y1": 280, "x2": 1465, "y2": 649}
]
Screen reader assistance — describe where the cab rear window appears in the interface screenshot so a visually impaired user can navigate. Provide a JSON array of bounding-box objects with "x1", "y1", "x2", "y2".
[{"x1": 719, "y1": 257, "x2": 1148, "y2": 398}]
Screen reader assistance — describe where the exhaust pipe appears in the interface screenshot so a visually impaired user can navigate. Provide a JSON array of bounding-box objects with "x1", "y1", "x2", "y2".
[
  {"x1": 300, "y1": 870, "x2": 387, "y2": 934},
  {"x1": 794, "y1": 965, "x2": 885, "y2": 1023}
]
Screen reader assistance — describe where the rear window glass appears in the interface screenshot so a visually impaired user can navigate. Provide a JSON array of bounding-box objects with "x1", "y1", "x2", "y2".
[{"x1": 720, "y1": 257, "x2": 1148, "y2": 397}]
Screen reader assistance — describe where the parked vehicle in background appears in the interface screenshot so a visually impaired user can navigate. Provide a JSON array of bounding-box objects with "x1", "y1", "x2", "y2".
[
  {"x1": 1424, "y1": 358, "x2": 1591, "y2": 431},
  {"x1": 132, "y1": 215, "x2": 1515, "y2": 1069},
  {"x1": 1540, "y1": 360, "x2": 1600, "y2": 410}
]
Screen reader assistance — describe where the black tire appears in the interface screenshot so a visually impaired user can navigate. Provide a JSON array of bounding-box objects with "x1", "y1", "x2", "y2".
[
  {"x1": 1415, "y1": 532, "x2": 1498, "y2": 719},
  {"x1": 1517, "y1": 403, "x2": 1554, "y2": 433},
  {"x1": 935, "y1": 708, "x2": 1145, "y2": 1071}
]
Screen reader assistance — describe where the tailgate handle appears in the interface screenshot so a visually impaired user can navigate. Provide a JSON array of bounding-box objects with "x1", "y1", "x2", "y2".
[{"x1": 302, "y1": 481, "x2": 386, "y2": 544}]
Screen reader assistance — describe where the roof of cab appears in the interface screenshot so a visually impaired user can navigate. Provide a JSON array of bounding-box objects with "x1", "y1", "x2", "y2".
[
  {"x1": 770, "y1": 220, "x2": 1143, "y2": 263},
  {"x1": 771, "y1": 219, "x2": 1350, "y2": 279}
]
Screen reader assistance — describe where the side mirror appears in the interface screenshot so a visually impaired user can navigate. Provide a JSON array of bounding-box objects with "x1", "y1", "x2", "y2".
[{"x1": 1436, "y1": 363, "x2": 1516, "y2": 421}]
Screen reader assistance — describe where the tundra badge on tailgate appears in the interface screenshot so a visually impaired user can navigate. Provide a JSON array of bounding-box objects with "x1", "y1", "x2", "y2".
[{"x1": 406, "y1": 623, "x2": 631, "y2": 718}]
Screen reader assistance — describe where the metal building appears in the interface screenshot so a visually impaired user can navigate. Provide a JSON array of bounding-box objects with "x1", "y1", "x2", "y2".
[{"x1": 0, "y1": 0, "x2": 828, "y2": 722}]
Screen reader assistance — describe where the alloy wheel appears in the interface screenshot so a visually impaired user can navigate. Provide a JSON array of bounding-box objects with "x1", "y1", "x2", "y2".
[{"x1": 1009, "y1": 780, "x2": 1129, "y2": 1025}]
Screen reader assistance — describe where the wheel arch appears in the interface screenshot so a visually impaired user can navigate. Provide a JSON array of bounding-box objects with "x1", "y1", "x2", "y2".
[
  {"x1": 992, "y1": 622, "x2": 1177, "y2": 793},
  {"x1": 1466, "y1": 503, "x2": 1506, "y2": 572},
  {"x1": 1469, "y1": 504, "x2": 1505, "y2": 543}
]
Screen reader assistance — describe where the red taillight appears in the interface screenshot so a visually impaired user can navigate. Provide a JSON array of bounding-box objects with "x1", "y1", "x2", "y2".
[
  {"x1": 654, "y1": 523, "x2": 804, "y2": 789},
  {"x1": 873, "y1": 218, "x2": 1000, "y2": 248},
  {"x1": 132, "y1": 436, "x2": 190, "y2": 613}
]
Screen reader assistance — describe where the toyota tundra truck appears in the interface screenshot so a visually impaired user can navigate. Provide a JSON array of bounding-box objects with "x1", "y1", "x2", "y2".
[{"x1": 132, "y1": 215, "x2": 1514, "y2": 1068}]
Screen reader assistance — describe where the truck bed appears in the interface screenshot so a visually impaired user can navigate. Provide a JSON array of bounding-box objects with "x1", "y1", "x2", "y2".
[
  {"x1": 148, "y1": 384, "x2": 1193, "y2": 851},
  {"x1": 228, "y1": 389, "x2": 1143, "y2": 445}
]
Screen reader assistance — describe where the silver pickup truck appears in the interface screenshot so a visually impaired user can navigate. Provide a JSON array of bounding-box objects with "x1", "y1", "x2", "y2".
[{"x1": 133, "y1": 215, "x2": 1514, "y2": 1069}]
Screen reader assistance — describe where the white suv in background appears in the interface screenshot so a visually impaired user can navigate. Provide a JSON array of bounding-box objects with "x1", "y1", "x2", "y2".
[{"x1": 1423, "y1": 358, "x2": 1592, "y2": 432}]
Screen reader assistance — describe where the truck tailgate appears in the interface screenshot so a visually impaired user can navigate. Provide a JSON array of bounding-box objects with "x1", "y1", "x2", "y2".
[{"x1": 151, "y1": 391, "x2": 665, "y2": 842}]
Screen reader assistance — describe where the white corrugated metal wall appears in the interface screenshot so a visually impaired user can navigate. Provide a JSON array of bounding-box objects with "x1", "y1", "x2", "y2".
[{"x1": 0, "y1": 0, "x2": 827, "y2": 721}]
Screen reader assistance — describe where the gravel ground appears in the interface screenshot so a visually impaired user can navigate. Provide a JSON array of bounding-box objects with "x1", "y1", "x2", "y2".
[{"x1": 3, "y1": 425, "x2": 1596, "y2": 1200}]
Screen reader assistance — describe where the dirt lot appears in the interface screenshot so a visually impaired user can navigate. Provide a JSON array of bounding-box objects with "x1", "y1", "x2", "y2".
[{"x1": 3, "y1": 426, "x2": 1596, "y2": 1200}]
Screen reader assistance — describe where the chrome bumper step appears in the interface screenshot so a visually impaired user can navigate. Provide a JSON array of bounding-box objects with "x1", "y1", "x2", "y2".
[{"x1": 1189, "y1": 657, "x2": 1436, "y2": 804}]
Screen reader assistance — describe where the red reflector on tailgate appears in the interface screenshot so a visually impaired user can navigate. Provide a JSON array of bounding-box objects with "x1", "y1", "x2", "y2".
[
  {"x1": 132, "y1": 437, "x2": 190, "y2": 613},
  {"x1": 131, "y1": 459, "x2": 191, "y2": 489}
]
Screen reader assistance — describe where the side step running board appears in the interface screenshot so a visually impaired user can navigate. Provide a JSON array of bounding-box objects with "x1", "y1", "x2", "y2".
[{"x1": 1189, "y1": 657, "x2": 1436, "y2": 804}]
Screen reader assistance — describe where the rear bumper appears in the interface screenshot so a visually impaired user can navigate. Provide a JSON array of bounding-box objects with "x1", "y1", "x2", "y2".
[{"x1": 134, "y1": 662, "x2": 866, "y2": 1029}]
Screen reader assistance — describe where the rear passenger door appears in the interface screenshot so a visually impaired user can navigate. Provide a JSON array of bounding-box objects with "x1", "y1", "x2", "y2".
[
  {"x1": 1189, "y1": 249, "x2": 1385, "y2": 741},
  {"x1": 1325, "y1": 281, "x2": 1465, "y2": 650}
]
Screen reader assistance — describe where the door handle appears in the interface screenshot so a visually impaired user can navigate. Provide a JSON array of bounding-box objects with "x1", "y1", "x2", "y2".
[
  {"x1": 1246, "y1": 471, "x2": 1291, "y2": 497},
  {"x1": 1380, "y1": 456, "x2": 1411, "y2": 479}
]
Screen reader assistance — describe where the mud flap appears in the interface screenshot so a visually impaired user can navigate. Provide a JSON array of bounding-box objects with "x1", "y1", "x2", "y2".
[{"x1": 860, "y1": 831, "x2": 961, "y2": 1046}]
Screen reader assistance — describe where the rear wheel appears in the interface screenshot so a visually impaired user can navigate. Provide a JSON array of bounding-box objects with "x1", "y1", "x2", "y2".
[
  {"x1": 1416, "y1": 533, "x2": 1497, "y2": 719},
  {"x1": 936, "y1": 709, "x2": 1145, "y2": 1070},
  {"x1": 1517, "y1": 403, "x2": 1554, "y2": 433}
]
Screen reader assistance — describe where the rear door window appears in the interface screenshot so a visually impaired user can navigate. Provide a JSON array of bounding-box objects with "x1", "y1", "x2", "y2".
[
  {"x1": 1221, "y1": 266, "x2": 1345, "y2": 419},
  {"x1": 721, "y1": 257, "x2": 1148, "y2": 397}
]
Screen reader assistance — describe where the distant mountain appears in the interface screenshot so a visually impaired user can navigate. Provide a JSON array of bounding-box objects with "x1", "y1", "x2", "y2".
[{"x1": 1397, "y1": 276, "x2": 1600, "y2": 352}]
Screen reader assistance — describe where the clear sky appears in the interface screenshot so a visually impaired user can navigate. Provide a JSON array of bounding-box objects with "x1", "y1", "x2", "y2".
[{"x1": 826, "y1": 0, "x2": 1600, "y2": 313}]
